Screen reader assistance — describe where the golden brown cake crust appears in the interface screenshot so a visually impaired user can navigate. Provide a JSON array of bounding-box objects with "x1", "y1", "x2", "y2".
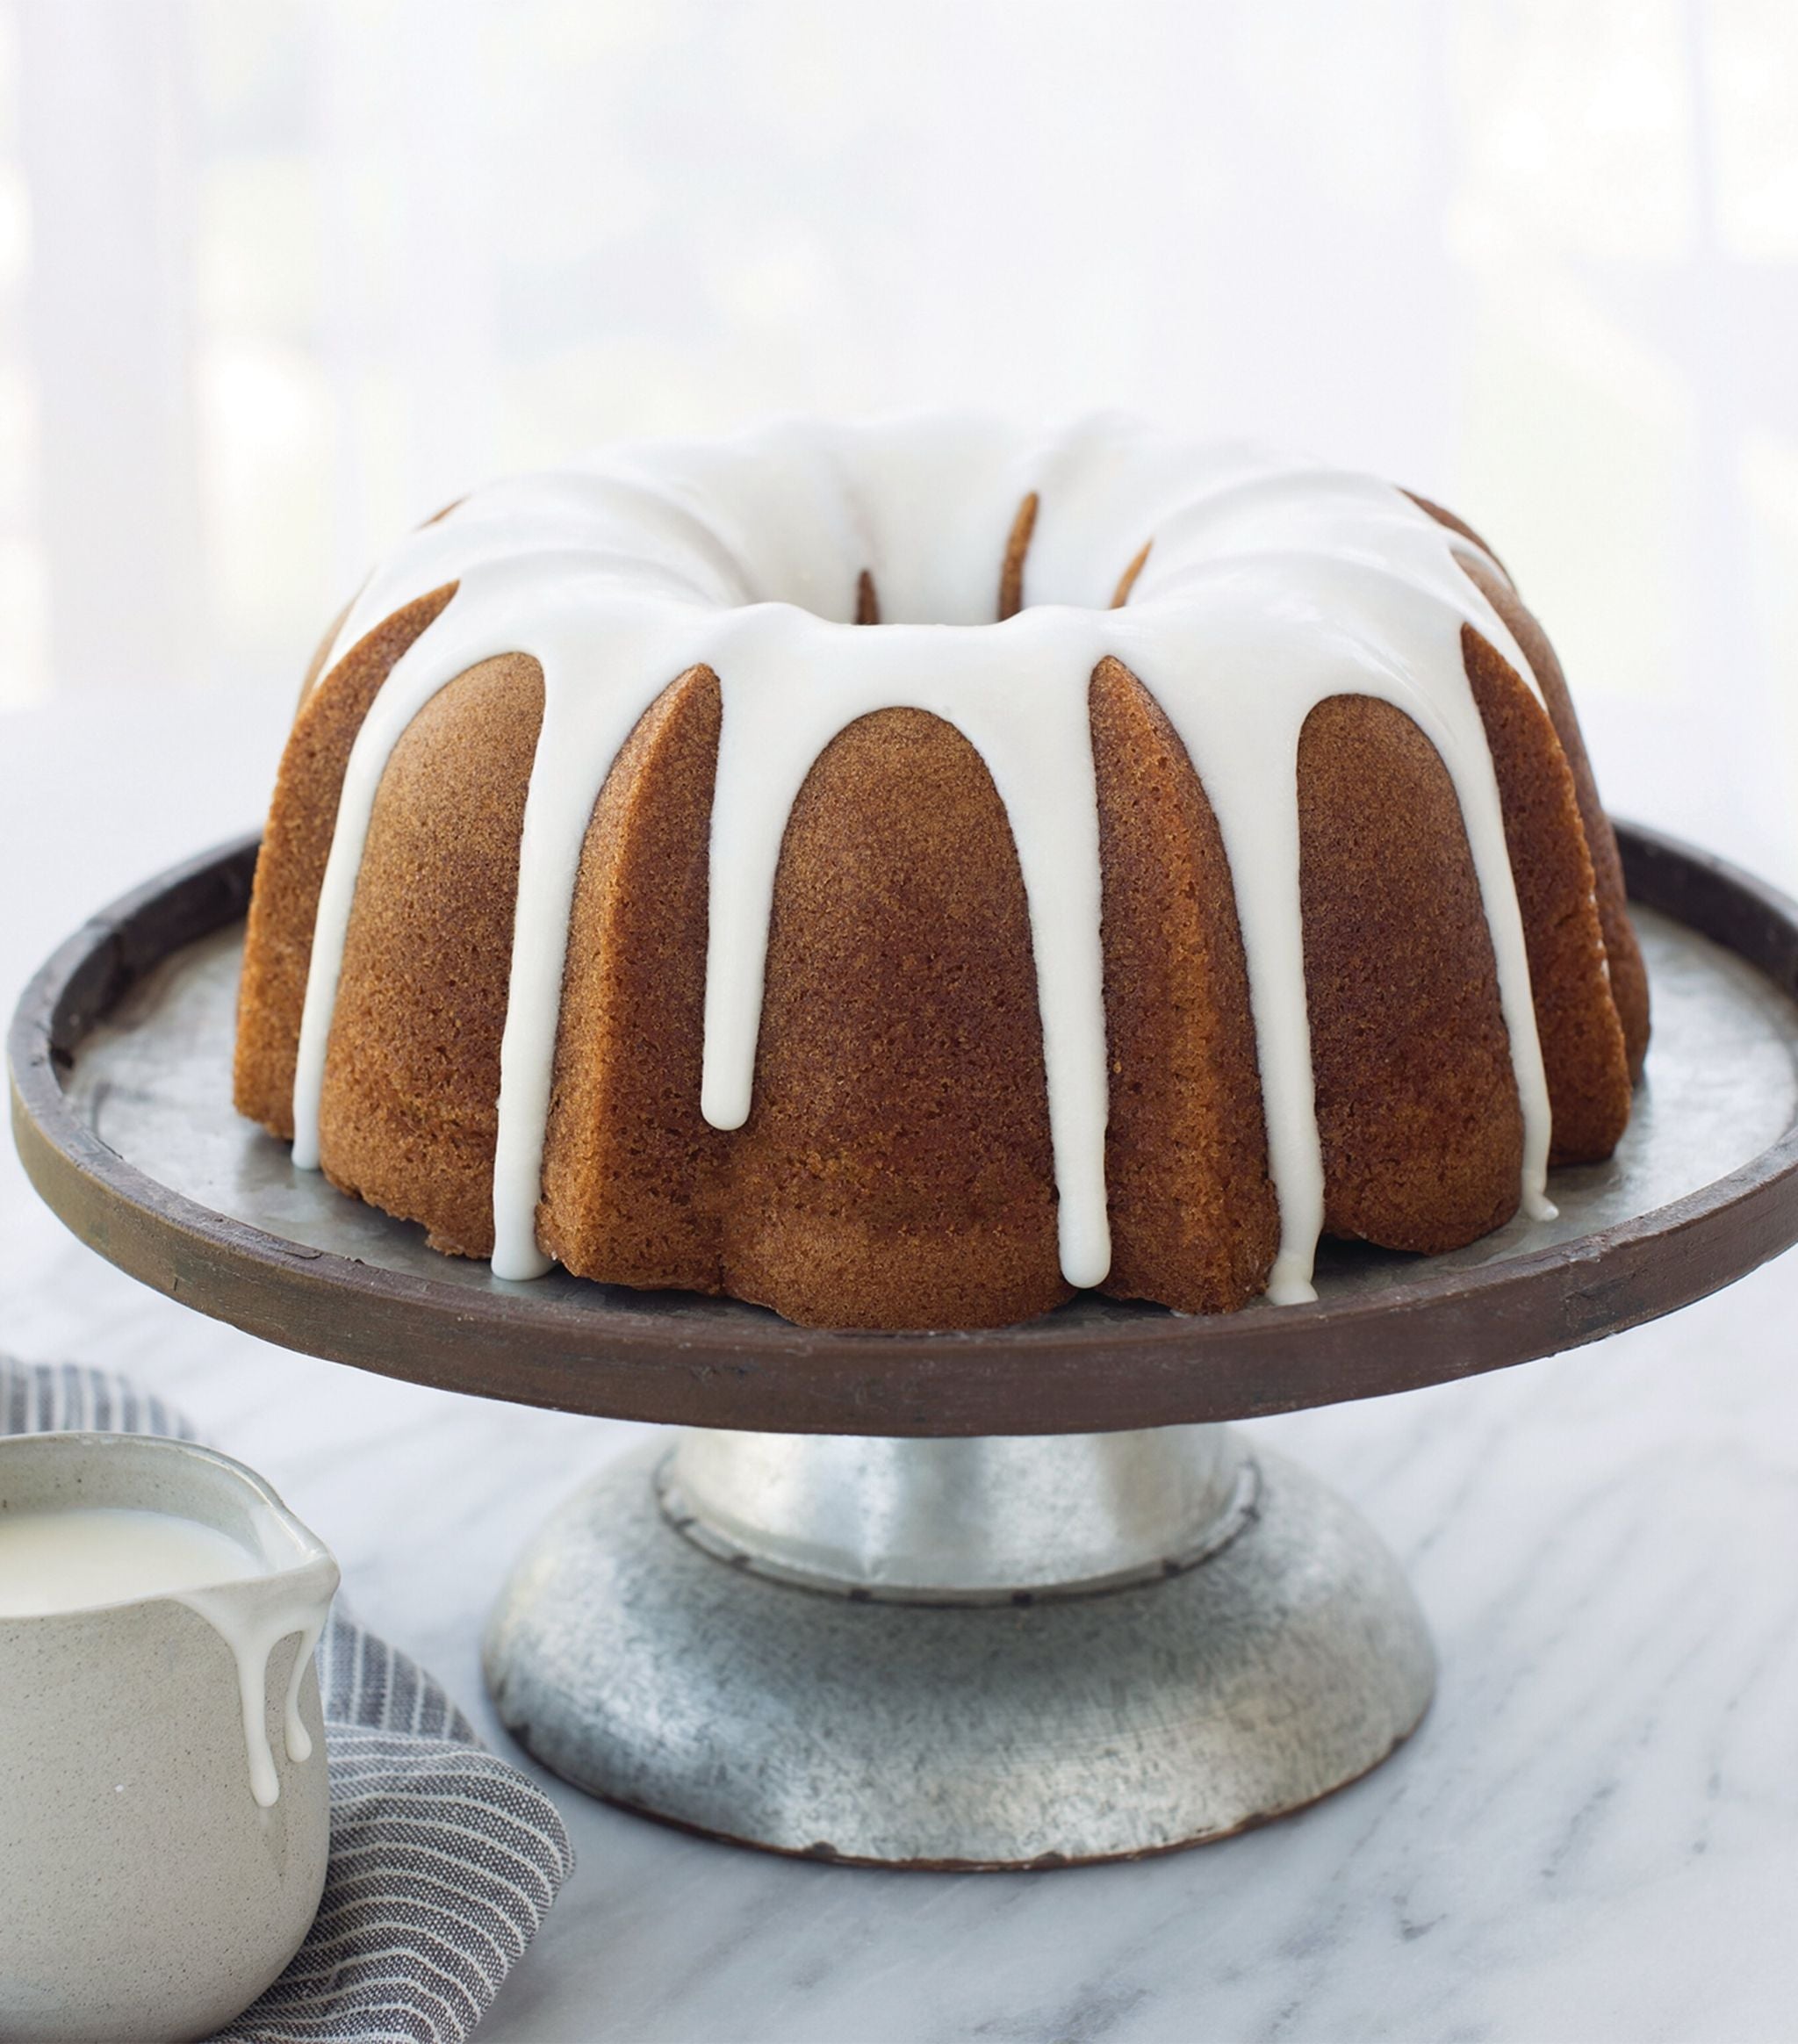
[
  {"x1": 1406, "y1": 492, "x2": 1649, "y2": 1083},
  {"x1": 316, "y1": 653, "x2": 545, "y2": 1257},
  {"x1": 537, "y1": 666, "x2": 728, "y2": 1296},
  {"x1": 297, "y1": 601, "x2": 352, "y2": 711},
  {"x1": 1298, "y1": 694, "x2": 1523, "y2": 1252},
  {"x1": 234, "y1": 584, "x2": 457, "y2": 1140},
  {"x1": 1461, "y1": 626, "x2": 1634, "y2": 1164},
  {"x1": 997, "y1": 493, "x2": 1039, "y2": 622},
  {"x1": 1456, "y1": 551, "x2": 1651, "y2": 1083},
  {"x1": 1091, "y1": 657, "x2": 1278, "y2": 1312},
  {"x1": 720, "y1": 706, "x2": 1069, "y2": 1330}
]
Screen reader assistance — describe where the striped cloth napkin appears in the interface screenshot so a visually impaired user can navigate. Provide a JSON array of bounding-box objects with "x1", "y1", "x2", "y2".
[{"x1": 2, "y1": 1355, "x2": 575, "y2": 2044}]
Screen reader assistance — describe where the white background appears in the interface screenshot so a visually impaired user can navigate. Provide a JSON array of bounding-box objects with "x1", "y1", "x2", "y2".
[{"x1": 1, "y1": 0, "x2": 1796, "y2": 882}]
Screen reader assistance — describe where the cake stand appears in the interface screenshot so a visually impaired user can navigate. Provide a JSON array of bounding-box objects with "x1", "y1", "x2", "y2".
[{"x1": 12, "y1": 824, "x2": 1798, "y2": 1868}]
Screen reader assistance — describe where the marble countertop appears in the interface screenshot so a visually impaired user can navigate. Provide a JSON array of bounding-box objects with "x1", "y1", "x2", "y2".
[{"x1": 4, "y1": 690, "x2": 1797, "y2": 2044}]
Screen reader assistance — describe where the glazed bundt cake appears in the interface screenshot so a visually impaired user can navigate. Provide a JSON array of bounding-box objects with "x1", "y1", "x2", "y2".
[{"x1": 234, "y1": 415, "x2": 1650, "y2": 1330}]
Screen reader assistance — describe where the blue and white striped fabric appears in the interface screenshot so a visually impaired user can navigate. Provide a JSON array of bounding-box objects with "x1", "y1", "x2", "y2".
[{"x1": 2, "y1": 1356, "x2": 574, "y2": 2044}]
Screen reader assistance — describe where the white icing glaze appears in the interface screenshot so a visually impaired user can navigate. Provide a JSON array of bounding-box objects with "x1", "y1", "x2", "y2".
[
  {"x1": 291, "y1": 414, "x2": 1557, "y2": 1307},
  {"x1": 0, "y1": 1505, "x2": 334, "y2": 1809},
  {"x1": 177, "y1": 1570, "x2": 332, "y2": 1810},
  {"x1": 0, "y1": 1506, "x2": 259, "y2": 1615}
]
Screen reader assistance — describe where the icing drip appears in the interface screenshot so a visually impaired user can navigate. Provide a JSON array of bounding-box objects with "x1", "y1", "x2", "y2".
[
  {"x1": 292, "y1": 414, "x2": 1554, "y2": 1307},
  {"x1": 177, "y1": 1571, "x2": 333, "y2": 1810},
  {"x1": 0, "y1": 1505, "x2": 334, "y2": 1810}
]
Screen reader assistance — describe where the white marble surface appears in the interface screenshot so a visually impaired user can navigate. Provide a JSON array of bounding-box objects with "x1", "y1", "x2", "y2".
[{"x1": 5, "y1": 688, "x2": 1798, "y2": 2044}]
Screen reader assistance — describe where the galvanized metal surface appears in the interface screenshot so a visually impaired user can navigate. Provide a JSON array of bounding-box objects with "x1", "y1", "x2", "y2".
[
  {"x1": 660, "y1": 1424, "x2": 1255, "y2": 1600},
  {"x1": 483, "y1": 1435, "x2": 1435, "y2": 1867}
]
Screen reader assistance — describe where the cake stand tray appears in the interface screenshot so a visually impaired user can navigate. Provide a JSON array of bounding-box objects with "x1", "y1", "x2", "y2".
[{"x1": 12, "y1": 822, "x2": 1798, "y2": 1867}]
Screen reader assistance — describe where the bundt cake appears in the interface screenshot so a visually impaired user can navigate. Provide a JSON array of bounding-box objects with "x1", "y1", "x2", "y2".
[{"x1": 234, "y1": 414, "x2": 1650, "y2": 1331}]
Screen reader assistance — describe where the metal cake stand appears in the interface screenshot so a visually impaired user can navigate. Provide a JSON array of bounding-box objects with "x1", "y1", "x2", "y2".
[{"x1": 12, "y1": 824, "x2": 1798, "y2": 1868}]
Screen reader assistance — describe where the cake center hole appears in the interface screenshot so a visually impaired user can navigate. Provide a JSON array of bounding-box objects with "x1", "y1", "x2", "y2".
[{"x1": 849, "y1": 495, "x2": 1148, "y2": 626}]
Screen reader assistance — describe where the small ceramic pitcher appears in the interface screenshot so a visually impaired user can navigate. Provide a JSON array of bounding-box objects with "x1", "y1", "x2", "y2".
[{"x1": 0, "y1": 1433, "x2": 339, "y2": 2044}]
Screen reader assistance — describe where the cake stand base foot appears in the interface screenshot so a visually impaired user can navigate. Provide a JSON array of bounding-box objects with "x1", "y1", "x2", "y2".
[{"x1": 483, "y1": 1433, "x2": 1435, "y2": 1868}]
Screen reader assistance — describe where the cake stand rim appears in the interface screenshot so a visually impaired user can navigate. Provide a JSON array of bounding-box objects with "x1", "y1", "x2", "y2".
[{"x1": 11, "y1": 821, "x2": 1798, "y2": 1436}]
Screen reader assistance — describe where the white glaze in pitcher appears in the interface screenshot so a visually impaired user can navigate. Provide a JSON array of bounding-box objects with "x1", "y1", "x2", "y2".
[{"x1": 0, "y1": 1432, "x2": 339, "y2": 2044}]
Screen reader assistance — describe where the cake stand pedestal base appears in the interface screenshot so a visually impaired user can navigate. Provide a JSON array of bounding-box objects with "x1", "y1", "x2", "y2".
[{"x1": 483, "y1": 1427, "x2": 1435, "y2": 1868}]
